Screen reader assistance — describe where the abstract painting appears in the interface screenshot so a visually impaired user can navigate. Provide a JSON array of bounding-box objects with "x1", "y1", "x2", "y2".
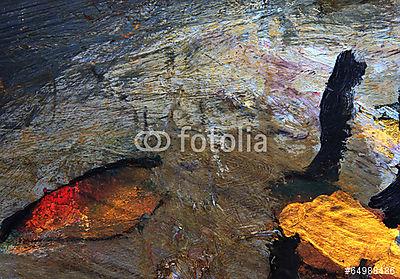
[{"x1": 0, "y1": 0, "x2": 399, "y2": 278}]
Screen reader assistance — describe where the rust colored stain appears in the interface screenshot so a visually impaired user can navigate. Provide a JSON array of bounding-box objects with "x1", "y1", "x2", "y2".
[
  {"x1": 297, "y1": 241, "x2": 342, "y2": 274},
  {"x1": 20, "y1": 168, "x2": 159, "y2": 240}
]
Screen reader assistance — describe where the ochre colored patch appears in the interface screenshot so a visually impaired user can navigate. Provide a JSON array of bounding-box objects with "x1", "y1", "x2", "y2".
[{"x1": 279, "y1": 191, "x2": 400, "y2": 277}]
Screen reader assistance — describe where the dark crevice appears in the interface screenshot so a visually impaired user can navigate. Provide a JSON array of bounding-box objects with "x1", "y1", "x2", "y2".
[
  {"x1": 0, "y1": 155, "x2": 163, "y2": 243},
  {"x1": 68, "y1": 155, "x2": 162, "y2": 184},
  {"x1": 268, "y1": 232, "x2": 301, "y2": 279}
]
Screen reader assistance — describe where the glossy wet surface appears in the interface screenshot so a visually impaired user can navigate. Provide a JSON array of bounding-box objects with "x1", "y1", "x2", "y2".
[{"x1": 272, "y1": 177, "x2": 339, "y2": 203}]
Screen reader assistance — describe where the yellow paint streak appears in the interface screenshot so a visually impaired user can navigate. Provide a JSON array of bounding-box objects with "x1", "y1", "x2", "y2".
[
  {"x1": 358, "y1": 119, "x2": 399, "y2": 159},
  {"x1": 280, "y1": 191, "x2": 400, "y2": 277}
]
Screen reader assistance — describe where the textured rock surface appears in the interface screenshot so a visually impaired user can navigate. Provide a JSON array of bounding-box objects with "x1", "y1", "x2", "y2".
[
  {"x1": 1, "y1": 0, "x2": 399, "y2": 221},
  {"x1": 0, "y1": 0, "x2": 399, "y2": 277}
]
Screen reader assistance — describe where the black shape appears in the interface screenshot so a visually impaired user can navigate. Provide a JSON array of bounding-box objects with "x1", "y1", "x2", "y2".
[
  {"x1": 69, "y1": 154, "x2": 162, "y2": 184},
  {"x1": 269, "y1": 233, "x2": 301, "y2": 279},
  {"x1": 369, "y1": 166, "x2": 400, "y2": 228},
  {"x1": 306, "y1": 50, "x2": 367, "y2": 181}
]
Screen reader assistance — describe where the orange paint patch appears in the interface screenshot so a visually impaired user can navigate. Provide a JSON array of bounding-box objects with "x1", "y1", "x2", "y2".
[
  {"x1": 279, "y1": 191, "x2": 400, "y2": 277},
  {"x1": 20, "y1": 168, "x2": 159, "y2": 240}
]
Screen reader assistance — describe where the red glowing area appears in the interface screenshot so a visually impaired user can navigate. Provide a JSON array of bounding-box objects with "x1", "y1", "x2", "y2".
[
  {"x1": 20, "y1": 168, "x2": 160, "y2": 240},
  {"x1": 25, "y1": 183, "x2": 82, "y2": 233}
]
